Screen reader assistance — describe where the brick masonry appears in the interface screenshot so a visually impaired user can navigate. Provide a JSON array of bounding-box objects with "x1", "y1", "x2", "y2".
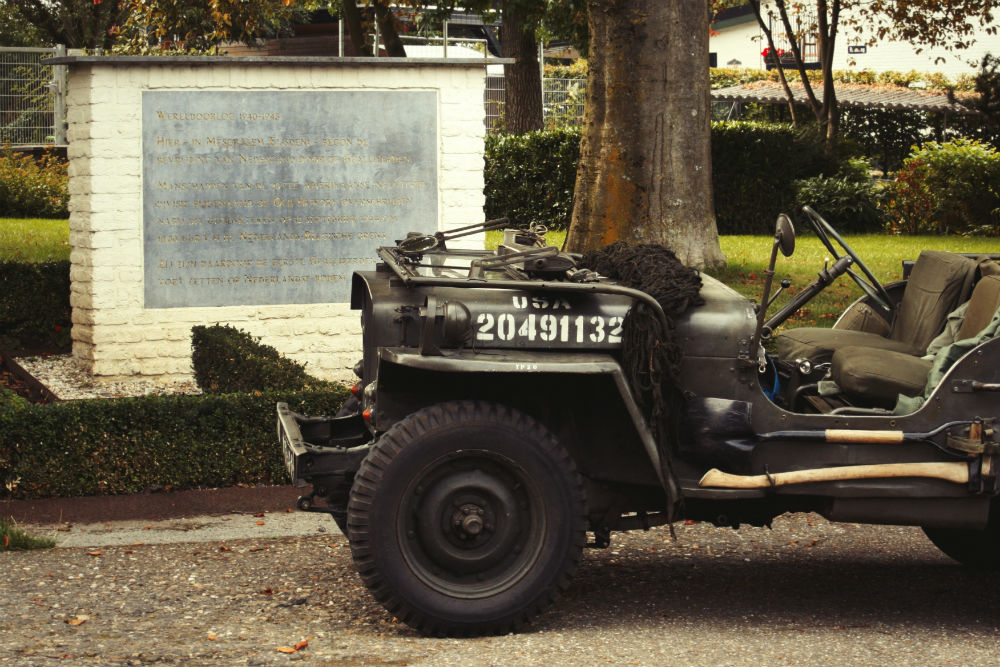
[{"x1": 61, "y1": 58, "x2": 489, "y2": 384}]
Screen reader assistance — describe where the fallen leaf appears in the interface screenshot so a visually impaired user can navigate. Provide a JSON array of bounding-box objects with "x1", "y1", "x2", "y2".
[
  {"x1": 254, "y1": 512, "x2": 265, "y2": 518},
  {"x1": 256, "y1": 521, "x2": 265, "y2": 526},
  {"x1": 262, "y1": 586, "x2": 274, "y2": 595},
  {"x1": 132, "y1": 542, "x2": 144, "y2": 547},
  {"x1": 294, "y1": 640, "x2": 308, "y2": 650},
  {"x1": 277, "y1": 647, "x2": 297, "y2": 654},
  {"x1": 219, "y1": 545, "x2": 231, "y2": 552},
  {"x1": 87, "y1": 551, "x2": 102, "y2": 557},
  {"x1": 207, "y1": 634, "x2": 217, "y2": 641},
  {"x1": 65, "y1": 617, "x2": 88, "y2": 626},
  {"x1": 124, "y1": 550, "x2": 134, "y2": 555}
]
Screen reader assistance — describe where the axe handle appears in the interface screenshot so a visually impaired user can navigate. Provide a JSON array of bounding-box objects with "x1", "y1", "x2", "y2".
[{"x1": 699, "y1": 462, "x2": 970, "y2": 489}]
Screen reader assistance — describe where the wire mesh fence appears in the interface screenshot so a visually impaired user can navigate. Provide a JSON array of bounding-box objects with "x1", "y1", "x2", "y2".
[
  {"x1": 0, "y1": 46, "x2": 65, "y2": 146},
  {"x1": 485, "y1": 76, "x2": 587, "y2": 132}
]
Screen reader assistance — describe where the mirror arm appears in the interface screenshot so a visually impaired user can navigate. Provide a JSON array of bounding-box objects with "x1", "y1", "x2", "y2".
[
  {"x1": 747, "y1": 238, "x2": 782, "y2": 366},
  {"x1": 763, "y1": 255, "x2": 853, "y2": 333}
]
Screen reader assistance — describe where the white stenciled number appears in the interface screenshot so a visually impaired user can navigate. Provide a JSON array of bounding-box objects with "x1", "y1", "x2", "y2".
[
  {"x1": 589, "y1": 316, "x2": 605, "y2": 343},
  {"x1": 497, "y1": 313, "x2": 515, "y2": 341},
  {"x1": 518, "y1": 314, "x2": 537, "y2": 341},
  {"x1": 608, "y1": 316, "x2": 623, "y2": 344},
  {"x1": 539, "y1": 314, "x2": 557, "y2": 342},
  {"x1": 476, "y1": 313, "x2": 495, "y2": 341}
]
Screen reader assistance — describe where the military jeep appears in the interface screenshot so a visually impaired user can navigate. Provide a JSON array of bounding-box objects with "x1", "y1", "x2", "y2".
[{"x1": 277, "y1": 211, "x2": 1000, "y2": 636}]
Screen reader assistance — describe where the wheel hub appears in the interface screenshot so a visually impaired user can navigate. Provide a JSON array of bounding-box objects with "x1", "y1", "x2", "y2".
[{"x1": 453, "y1": 503, "x2": 487, "y2": 537}]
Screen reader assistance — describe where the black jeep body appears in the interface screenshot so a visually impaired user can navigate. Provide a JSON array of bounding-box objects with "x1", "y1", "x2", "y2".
[{"x1": 278, "y1": 215, "x2": 1000, "y2": 636}]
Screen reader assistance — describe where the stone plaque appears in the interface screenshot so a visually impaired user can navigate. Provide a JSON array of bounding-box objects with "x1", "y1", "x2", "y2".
[{"x1": 142, "y1": 90, "x2": 438, "y2": 308}]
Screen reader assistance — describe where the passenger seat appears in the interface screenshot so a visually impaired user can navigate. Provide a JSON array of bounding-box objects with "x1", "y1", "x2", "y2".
[{"x1": 830, "y1": 274, "x2": 1000, "y2": 408}]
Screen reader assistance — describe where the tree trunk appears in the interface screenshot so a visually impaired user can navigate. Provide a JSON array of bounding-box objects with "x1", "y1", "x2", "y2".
[
  {"x1": 373, "y1": 1, "x2": 406, "y2": 57},
  {"x1": 340, "y1": 0, "x2": 371, "y2": 56},
  {"x1": 500, "y1": 3, "x2": 543, "y2": 133},
  {"x1": 566, "y1": 0, "x2": 724, "y2": 270}
]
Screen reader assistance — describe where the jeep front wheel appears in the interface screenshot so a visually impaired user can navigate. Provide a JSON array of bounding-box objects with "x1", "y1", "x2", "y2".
[{"x1": 346, "y1": 401, "x2": 587, "y2": 636}]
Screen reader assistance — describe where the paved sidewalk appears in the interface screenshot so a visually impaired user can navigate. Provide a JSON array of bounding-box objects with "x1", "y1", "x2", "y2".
[{"x1": 23, "y1": 509, "x2": 342, "y2": 548}]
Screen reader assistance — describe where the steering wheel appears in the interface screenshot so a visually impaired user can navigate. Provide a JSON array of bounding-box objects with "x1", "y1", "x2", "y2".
[{"x1": 801, "y1": 205, "x2": 893, "y2": 313}]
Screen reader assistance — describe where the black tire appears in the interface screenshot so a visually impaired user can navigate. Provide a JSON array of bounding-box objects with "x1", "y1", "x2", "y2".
[
  {"x1": 924, "y1": 508, "x2": 1000, "y2": 570},
  {"x1": 346, "y1": 401, "x2": 587, "y2": 636}
]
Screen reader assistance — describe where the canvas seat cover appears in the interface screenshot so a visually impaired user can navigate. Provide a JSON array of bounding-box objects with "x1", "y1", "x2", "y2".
[
  {"x1": 776, "y1": 250, "x2": 977, "y2": 363},
  {"x1": 831, "y1": 275, "x2": 1000, "y2": 409}
]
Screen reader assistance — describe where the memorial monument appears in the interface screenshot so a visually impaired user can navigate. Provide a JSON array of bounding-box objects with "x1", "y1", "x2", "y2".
[{"x1": 48, "y1": 55, "x2": 495, "y2": 382}]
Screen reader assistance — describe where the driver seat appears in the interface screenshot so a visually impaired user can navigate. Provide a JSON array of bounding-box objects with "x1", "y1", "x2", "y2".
[{"x1": 776, "y1": 250, "x2": 978, "y2": 364}]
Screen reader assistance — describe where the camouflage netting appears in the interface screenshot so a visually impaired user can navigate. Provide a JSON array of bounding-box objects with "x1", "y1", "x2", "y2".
[{"x1": 578, "y1": 242, "x2": 704, "y2": 520}]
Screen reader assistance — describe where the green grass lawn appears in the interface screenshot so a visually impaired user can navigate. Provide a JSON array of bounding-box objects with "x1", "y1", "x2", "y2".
[
  {"x1": 711, "y1": 234, "x2": 998, "y2": 329},
  {"x1": 0, "y1": 218, "x2": 70, "y2": 262}
]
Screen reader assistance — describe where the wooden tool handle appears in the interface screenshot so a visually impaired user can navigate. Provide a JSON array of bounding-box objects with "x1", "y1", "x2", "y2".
[{"x1": 699, "y1": 462, "x2": 970, "y2": 489}]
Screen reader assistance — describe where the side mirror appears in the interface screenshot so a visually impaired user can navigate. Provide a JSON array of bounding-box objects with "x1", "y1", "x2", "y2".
[{"x1": 775, "y1": 214, "x2": 795, "y2": 257}]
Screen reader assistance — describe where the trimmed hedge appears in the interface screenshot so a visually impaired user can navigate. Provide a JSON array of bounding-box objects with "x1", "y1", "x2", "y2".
[
  {"x1": 0, "y1": 260, "x2": 71, "y2": 353},
  {"x1": 191, "y1": 324, "x2": 335, "y2": 393},
  {"x1": 483, "y1": 122, "x2": 840, "y2": 236},
  {"x1": 711, "y1": 121, "x2": 839, "y2": 234},
  {"x1": 485, "y1": 129, "x2": 581, "y2": 231},
  {"x1": 0, "y1": 388, "x2": 348, "y2": 499}
]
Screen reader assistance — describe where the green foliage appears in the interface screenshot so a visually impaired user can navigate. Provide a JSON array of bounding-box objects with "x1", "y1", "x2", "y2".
[
  {"x1": 0, "y1": 388, "x2": 348, "y2": 499},
  {"x1": 0, "y1": 383, "x2": 26, "y2": 415},
  {"x1": 0, "y1": 518, "x2": 55, "y2": 550},
  {"x1": 191, "y1": 324, "x2": 335, "y2": 393},
  {"x1": 794, "y1": 158, "x2": 887, "y2": 233},
  {"x1": 0, "y1": 261, "x2": 71, "y2": 353},
  {"x1": 881, "y1": 138, "x2": 1000, "y2": 236},
  {"x1": 0, "y1": 151, "x2": 68, "y2": 219},
  {"x1": 711, "y1": 121, "x2": 838, "y2": 234},
  {"x1": 116, "y1": 0, "x2": 308, "y2": 53},
  {"x1": 484, "y1": 129, "x2": 581, "y2": 230},
  {"x1": 10, "y1": 0, "x2": 126, "y2": 50},
  {"x1": 708, "y1": 67, "x2": 979, "y2": 92}
]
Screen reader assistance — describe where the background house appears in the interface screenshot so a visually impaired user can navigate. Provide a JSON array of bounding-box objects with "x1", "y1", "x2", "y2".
[{"x1": 710, "y1": 3, "x2": 999, "y2": 77}]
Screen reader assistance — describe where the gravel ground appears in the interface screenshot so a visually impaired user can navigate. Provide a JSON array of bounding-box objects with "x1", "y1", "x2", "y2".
[
  {"x1": 15, "y1": 355, "x2": 200, "y2": 401},
  {"x1": 4, "y1": 513, "x2": 1000, "y2": 666}
]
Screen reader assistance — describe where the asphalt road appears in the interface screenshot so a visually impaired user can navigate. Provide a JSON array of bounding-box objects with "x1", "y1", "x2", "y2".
[{"x1": 4, "y1": 512, "x2": 1000, "y2": 666}]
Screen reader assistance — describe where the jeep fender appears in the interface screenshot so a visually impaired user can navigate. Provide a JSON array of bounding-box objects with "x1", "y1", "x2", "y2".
[{"x1": 370, "y1": 348, "x2": 665, "y2": 489}]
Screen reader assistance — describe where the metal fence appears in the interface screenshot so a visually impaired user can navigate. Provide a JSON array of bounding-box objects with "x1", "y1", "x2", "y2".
[
  {"x1": 485, "y1": 76, "x2": 587, "y2": 131},
  {"x1": 0, "y1": 45, "x2": 66, "y2": 146}
]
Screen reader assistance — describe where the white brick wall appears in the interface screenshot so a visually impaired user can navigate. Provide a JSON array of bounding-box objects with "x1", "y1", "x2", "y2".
[{"x1": 64, "y1": 58, "x2": 488, "y2": 384}]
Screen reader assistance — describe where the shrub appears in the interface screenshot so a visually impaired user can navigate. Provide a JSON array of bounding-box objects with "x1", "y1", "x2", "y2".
[
  {"x1": 484, "y1": 129, "x2": 581, "y2": 230},
  {"x1": 711, "y1": 121, "x2": 838, "y2": 234},
  {"x1": 881, "y1": 138, "x2": 1000, "y2": 236},
  {"x1": 191, "y1": 324, "x2": 335, "y2": 393},
  {"x1": 793, "y1": 158, "x2": 887, "y2": 233},
  {"x1": 0, "y1": 260, "x2": 71, "y2": 353},
  {"x1": 0, "y1": 150, "x2": 68, "y2": 218},
  {"x1": 0, "y1": 382, "x2": 26, "y2": 414},
  {"x1": 0, "y1": 388, "x2": 349, "y2": 499}
]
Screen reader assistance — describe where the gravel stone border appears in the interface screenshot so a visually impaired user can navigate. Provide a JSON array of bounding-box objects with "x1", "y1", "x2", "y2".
[{"x1": 15, "y1": 355, "x2": 201, "y2": 401}]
